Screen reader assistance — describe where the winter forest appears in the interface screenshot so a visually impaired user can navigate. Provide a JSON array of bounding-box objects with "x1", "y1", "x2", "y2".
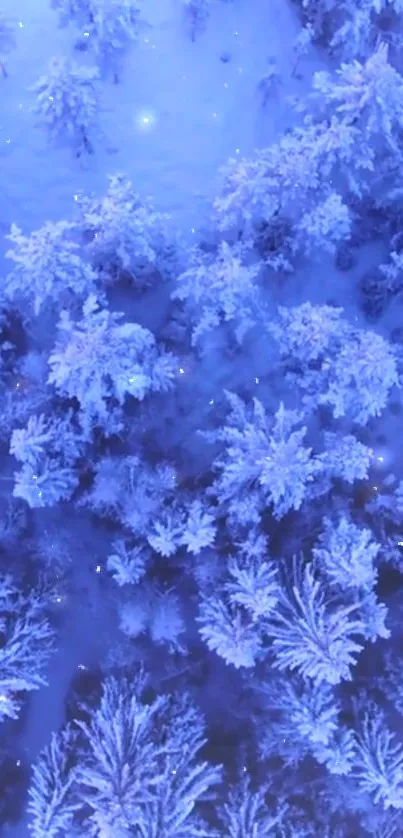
[{"x1": 5, "y1": 0, "x2": 403, "y2": 835}]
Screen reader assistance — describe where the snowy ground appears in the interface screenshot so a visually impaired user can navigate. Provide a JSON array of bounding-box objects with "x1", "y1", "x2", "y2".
[{"x1": 0, "y1": 0, "x2": 310, "y2": 253}]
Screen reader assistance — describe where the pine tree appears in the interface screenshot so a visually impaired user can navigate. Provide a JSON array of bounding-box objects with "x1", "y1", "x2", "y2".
[
  {"x1": 47, "y1": 295, "x2": 176, "y2": 429},
  {"x1": 265, "y1": 560, "x2": 365, "y2": 685},
  {"x1": 4, "y1": 220, "x2": 97, "y2": 316},
  {"x1": 28, "y1": 727, "x2": 81, "y2": 838},
  {"x1": 30, "y1": 57, "x2": 101, "y2": 156},
  {"x1": 0, "y1": 577, "x2": 54, "y2": 722}
]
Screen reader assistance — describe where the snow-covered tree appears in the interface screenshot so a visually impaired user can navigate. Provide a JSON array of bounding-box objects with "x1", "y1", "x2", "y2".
[
  {"x1": 172, "y1": 242, "x2": 261, "y2": 345},
  {"x1": 0, "y1": 576, "x2": 54, "y2": 722},
  {"x1": 214, "y1": 117, "x2": 373, "y2": 241},
  {"x1": 267, "y1": 301, "x2": 346, "y2": 366},
  {"x1": 217, "y1": 775, "x2": 286, "y2": 837},
  {"x1": 265, "y1": 561, "x2": 365, "y2": 685},
  {"x1": 319, "y1": 328, "x2": 398, "y2": 424},
  {"x1": 4, "y1": 221, "x2": 97, "y2": 315},
  {"x1": 293, "y1": 192, "x2": 352, "y2": 257},
  {"x1": 226, "y1": 555, "x2": 280, "y2": 621},
  {"x1": 313, "y1": 43, "x2": 403, "y2": 156},
  {"x1": 74, "y1": 173, "x2": 171, "y2": 284},
  {"x1": 10, "y1": 411, "x2": 86, "y2": 508},
  {"x1": 76, "y1": 676, "x2": 221, "y2": 833},
  {"x1": 30, "y1": 57, "x2": 100, "y2": 156},
  {"x1": 182, "y1": 0, "x2": 211, "y2": 41},
  {"x1": 0, "y1": 10, "x2": 16, "y2": 77},
  {"x1": 205, "y1": 394, "x2": 324, "y2": 523},
  {"x1": 107, "y1": 539, "x2": 149, "y2": 586},
  {"x1": 353, "y1": 710, "x2": 403, "y2": 809},
  {"x1": 47, "y1": 295, "x2": 176, "y2": 430},
  {"x1": 323, "y1": 432, "x2": 373, "y2": 483},
  {"x1": 79, "y1": 0, "x2": 140, "y2": 82},
  {"x1": 198, "y1": 594, "x2": 263, "y2": 668},
  {"x1": 28, "y1": 727, "x2": 80, "y2": 838},
  {"x1": 82, "y1": 455, "x2": 178, "y2": 538},
  {"x1": 268, "y1": 303, "x2": 398, "y2": 423},
  {"x1": 179, "y1": 499, "x2": 216, "y2": 555},
  {"x1": 313, "y1": 517, "x2": 380, "y2": 591}
]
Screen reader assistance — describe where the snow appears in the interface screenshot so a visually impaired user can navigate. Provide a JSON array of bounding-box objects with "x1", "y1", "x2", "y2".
[{"x1": 0, "y1": 0, "x2": 304, "y2": 256}]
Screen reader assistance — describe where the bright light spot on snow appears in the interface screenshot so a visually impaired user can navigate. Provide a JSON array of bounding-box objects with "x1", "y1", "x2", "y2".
[
  {"x1": 83, "y1": 31, "x2": 90, "y2": 37},
  {"x1": 18, "y1": 21, "x2": 23, "y2": 28},
  {"x1": 377, "y1": 456, "x2": 384, "y2": 462},
  {"x1": 95, "y1": 564, "x2": 101, "y2": 573},
  {"x1": 179, "y1": 368, "x2": 185, "y2": 375},
  {"x1": 171, "y1": 769, "x2": 177, "y2": 774},
  {"x1": 56, "y1": 596, "x2": 62, "y2": 603},
  {"x1": 234, "y1": 30, "x2": 239, "y2": 36},
  {"x1": 209, "y1": 399, "x2": 214, "y2": 405},
  {"x1": 398, "y1": 541, "x2": 403, "y2": 547},
  {"x1": 373, "y1": 486, "x2": 378, "y2": 491},
  {"x1": 190, "y1": 228, "x2": 195, "y2": 233},
  {"x1": 235, "y1": 148, "x2": 240, "y2": 154},
  {"x1": 212, "y1": 112, "x2": 218, "y2": 118},
  {"x1": 136, "y1": 110, "x2": 156, "y2": 131},
  {"x1": 16, "y1": 760, "x2": 21, "y2": 767},
  {"x1": 5, "y1": 138, "x2": 11, "y2": 144},
  {"x1": 48, "y1": 96, "x2": 54, "y2": 101},
  {"x1": 254, "y1": 377, "x2": 260, "y2": 384},
  {"x1": 144, "y1": 37, "x2": 149, "y2": 43},
  {"x1": 73, "y1": 194, "x2": 79, "y2": 201},
  {"x1": 32, "y1": 475, "x2": 37, "y2": 480},
  {"x1": 0, "y1": 695, "x2": 8, "y2": 702},
  {"x1": 224, "y1": 82, "x2": 229, "y2": 88}
]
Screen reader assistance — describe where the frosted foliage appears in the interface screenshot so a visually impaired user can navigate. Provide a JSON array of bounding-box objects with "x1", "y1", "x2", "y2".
[
  {"x1": 30, "y1": 58, "x2": 100, "y2": 155},
  {"x1": 147, "y1": 513, "x2": 183, "y2": 557},
  {"x1": 313, "y1": 517, "x2": 380, "y2": 590},
  {"x1": 76, "y1": 678, "x2": 221, "y2": 833},
  {"x1": 47, "y1": 295, "x2": 176, "y2": 426},
  {"x1": 13, "y1": 460, "x2": 79, "y2": 508},
  {"x1": 313, "y1": 44, "x2": 403, "y2": 153},
  {"x1": 198, "y1": 596, "x2": 262, "y2": 668},
  {"x1": 218, "y1": 776, "x2": 286, "y2": 838},
  {"x1": 10, "y1": 412, "x2": 85, "y2": 508},
  {"x1": 5, "y1": 221, "x2": 97, "y2": 315},
  {"x1": 28, "y1": 728, "x2": 80, "y2": 838},
  {"x1": 323, "y1": 433, "x2": 372, "y2": 483},
  {"x1": 359, "y1": 590, "x2": 390, "y2": 642},
  {"x1": 180, "y1": 500, "x2": 216, "y2": 554},
  {"x1": 294, "y1": 193, "x2": 351, "y2": 256},
  {"x1": 313, "y1": 727, "x2": 356, "y2": 776},
  {"x1": 0, "y1": 578, "x2": 54, "y2": 722},
  {"x1": 76, "y1": 174, "x2": 169, "y2": 283},
  {"x1": 320, "y1": 330, "x2": 398, "y2": 424},
  {"x1": 76, "y1": 678, "x2": 168, "y2": 827},
  {"x1": 267, "y1": 562, "x2": 364, "y2": 685},
  {"x1": 173, "y1": 242, "x2": 260, "y2": 344},
  {"x1": 209, "y1": 394, "x2": 323, "y2": 522},
  {"x1": 226, "y1": 556, "x2": 280, "y2": 620},
  {"x1": 214, "y1": 118, "x2": 373, "y2": 238},
  {"x1": 268, "y1": 302, "x2": 346, "y2": 365},
  {"x1": 84, "y1": 455, "x2": 177, "y2": 537},
  {"x1": 148, "y1": 590, "x2": 186, "y2": 651},
  {"x1": 281, "y1": 678, "x2": 339, "y2": 746},
  {"x1": 354, "y1": 712, "x2": 403, "y2": 809},
  {"x1": 106, "y1": 539, "x2": 148, "y2": 585},
  {"x1": 80, "y1": 0, "x2": 140, "y2": 81}
]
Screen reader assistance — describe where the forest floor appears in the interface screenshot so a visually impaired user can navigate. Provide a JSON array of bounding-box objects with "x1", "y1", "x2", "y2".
[{"x1": 2, "y1": 0, "x2": 403, "y2": 835}]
